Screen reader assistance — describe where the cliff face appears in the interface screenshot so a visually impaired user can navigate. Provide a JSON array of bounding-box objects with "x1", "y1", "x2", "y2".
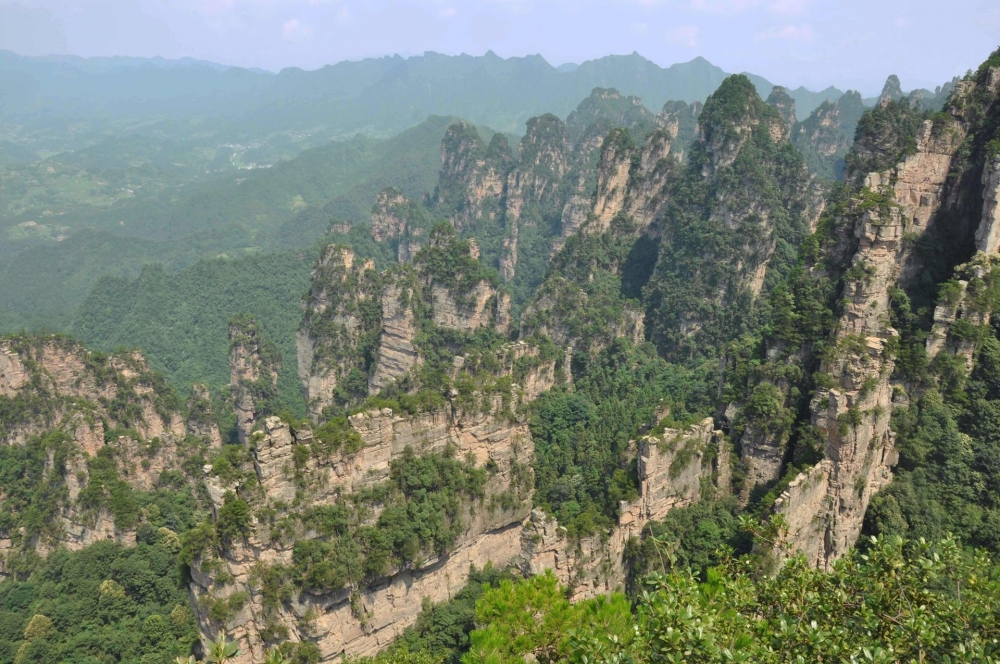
[
  {"x1": 792, "y1": 91, "x2": 866, "y2": 180},
  {"x1": 302, "y1": 223, "x2": 516, "y2": 406},
  {"x1": 434, "y1": 122, "x2": 511, "y2": 234},
  {"x1": 368, "y1": 272, "x2": 420, "y2": 393},
  {"x1": 370, "y1": 189, "x2": 409, "y2": 243},
  {"x1": 520, "y1": 419, "x2": 727, "y2": 600},
  {"x1": 189, "y1": 345, "x2": 557, "y2": 662},
  {"x1": 775, "y1": 64, "x2": 1000, "y2": 569},
  {"x1": 766, "y1": 86, "x2": 797, "y2": 137},
  {"x1": 655, "y1": 100, "x2": 702, "y2": 162},
  {"x1": 230, "y1": 317, "x2": 281, "y2": 444},
  {"x1": 0, "y1": 336, "x2": 212, "y2": 571},
  {"x1": 0, "y1": 337, "x2": 186, "y2": 446},
  {"x1": 588, "y1": 127, "x2": 676, "y2": 235},
  {"x1": 646, "y1": 74, "x2": 812, "y2": 358},
  {"x1": 186, "y1": 222, "x2": 568, "y2": 661},
  {"x1": 188, "y1": 400, "x2": 728, "y2": 662},
  {"x1": 297, "y1": 247, "x2": 381, "y2": 419},
  {"x1": 566, "y1": 88, "x2": 654, "y2": 138}
]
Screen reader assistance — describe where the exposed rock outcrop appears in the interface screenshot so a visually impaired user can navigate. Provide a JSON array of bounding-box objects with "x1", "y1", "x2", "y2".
[
  {"x1": 878, "y1": 75, "x2": 904, "y2": 104},
  {"x1": 655, "y1": 100, "x2": 702, "y2": 161},
  {"x1": 368, "y1": 273, "x2": 420, "y2": 393},
  {"x1": 230, "y1": 317, "x2": 280, "y2": 444},
  {"x1": 566, "y1": 88, "x2": 654, "y2": 138},
  {"x1": 774, "y1": 74, "x2": 1000, "y2": 569},
  {"x1": 370, "y1": 188, "x2": 409, "y2": 242},
  {"x1": 0, "y1": 336, "x2": 212, "y2": 571},
  {"x1": 434, "y1": 123, "x2": 510, "y2": 234},
  {"x1": 0, "y1": 336, "x2": 185, "y2": 445},
  {"x1": 189, "y1": 372, "x2": 548, "y2": 662},
  {"x1": 792, "y1": 91, "x2": 866, "y2": 180},
  {"x1": 187, "y1": 384, "x2": 223, "y2": 448},
  {"x1": 297, "y1": 246, "x2": 381, "y2": 419},
  {"x1": 520, "y1": 419, "x2": 726, "y2": 600},
  {"x1": 976, "y1": 156, "x2": 1000, "y2": 253},
  {"x1": 646, "y1": 74, "x2": 812, "y2": 356},
  {"x1": 766, "y1": 86, "x2": 796, "y2": 138}
]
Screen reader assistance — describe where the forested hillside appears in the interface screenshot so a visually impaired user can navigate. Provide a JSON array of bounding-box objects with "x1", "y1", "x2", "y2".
[
  {"x1": 1, "y1": 42, "x2": 998, "y2": 664},
  {"x1": 0, "y1": 116, "x2": 455, "y2": 331}
]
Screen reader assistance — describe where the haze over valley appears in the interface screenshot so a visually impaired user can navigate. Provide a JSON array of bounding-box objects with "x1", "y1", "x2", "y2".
[{"x1": 2, "y1": 4, "x2": 1000, "y2": 663}]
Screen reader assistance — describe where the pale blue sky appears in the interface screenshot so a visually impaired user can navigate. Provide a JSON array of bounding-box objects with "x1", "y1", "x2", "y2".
[{"x1": 1, "y1": 0, "x2": 998, "y2": 95}]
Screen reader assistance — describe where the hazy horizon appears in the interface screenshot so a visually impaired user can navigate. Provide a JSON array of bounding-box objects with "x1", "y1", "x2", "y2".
[{"x1": 2, "y1": 1, "x2": 998, "y2": 97}]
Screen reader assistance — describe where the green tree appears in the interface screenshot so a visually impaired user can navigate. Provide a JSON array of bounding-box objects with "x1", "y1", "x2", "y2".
[
  {"x1": 464, "y1": 536, "x2": 1000, "y2": 664},
  {"x1": 206, "y1": 630, "x2": 241, "y2": 663}
]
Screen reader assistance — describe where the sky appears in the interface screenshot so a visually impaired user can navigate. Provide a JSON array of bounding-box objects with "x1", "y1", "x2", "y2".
[{"x1": 0, "y1": 0, "x2": 998, "y2": 95}]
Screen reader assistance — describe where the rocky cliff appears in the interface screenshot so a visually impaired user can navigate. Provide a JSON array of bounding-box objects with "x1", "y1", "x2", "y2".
[
  {"x1": 434, "y1": 122, "x2": 511, "y2": 235},
  {"x1": 654, "y1": 100, "x2": 702, "y2": 162},
  {"x1": 0, "y1": 336, "x2": 214, "y2": 572},
  {"x1": 520, "y1": 418, "x2": 727, "y2": 600},
  {"x1": 566, "y1": 88, "x2": 654, "y2": 139},
  {"x1": 230, "y1": 317, "x2": 281, "y2": 444},
  {"x1": 297, "y1": 247, "x2": 381, "y2": 419},
  {"x1": 773, "y1": 61, "x2": 1000, "y2": 569},
  {"x1": 188, "y1": 348, "x2": 557, "y2": 662},
  {"x1": 792, "y1": 90, "x2": 866, "y2": 180},
  {"x1": 1, "y1": 336, "x2": 185, "y2": 446},
  {"x1": 646, "y1": 74, "x2": 812, "y2": 358}
]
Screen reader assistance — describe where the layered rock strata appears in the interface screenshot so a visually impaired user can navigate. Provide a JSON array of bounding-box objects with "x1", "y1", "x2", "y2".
[
  {"x1": 774, "y1": 75, "x2": 1000, "y2": 568},
  {"x1": 0, "y1": 337, "x2": 212, "y2": 570},
  {"x1": 189, "y1": 352, "x2": 554, "y2": 662}
]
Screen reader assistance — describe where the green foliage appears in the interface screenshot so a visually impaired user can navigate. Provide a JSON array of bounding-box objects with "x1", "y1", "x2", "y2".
[
  {"x1": 0, "y1": 539, "x2": 199, "y2": 664},
  {"x1": 73, "y1": 250, "x2": 313, "y2": 418},
  {"x1": 414, "y1": 224, "x2": 499, "y2": 296},
  {"x1": 464, "y1": 571, "x2": 636, "y2": 664},
  {"x1": 739, "y1": 383, "x2": 793, "y2": 437},
  {"x1": 216, "y1": 493, "x2": 253, "y2": 549},
  {"x1": 387, "y1": 565, "x2": 520, "y2": 664},
  {"x1": 792, "y1": 91, "x2": 866, "y2": 180},
  {"x1": 0, "y1": 430, "x2": 71, "y2": 544},
  {"x1": 465, "y1": 536, "x2": 1000, "y2": 664},
  {"x1": 645, "y1": 76, "x2": 810, "y2": 359},
  {"x1": 312, "y1": 417, "x2": 364, "y2": 457},
  {"x1": 0, "y1": 113, "x2": 456, "y2": 330},
  {"x1": 79, "y1": 447, "x2": 141, "y2": 530},
  {"x1": 205, "y1": 629, "x2": 241, "y2": 663},
  {"x1": 844, "y1": 99, "x2": 928, "y2": 183},
  {"x1": 865, "y1": 334, "x2": 1000, "y2": 550},
  {"x1": 625, "y1": 496, "x2": 750, "y2": 586},
  {"x1": 289, "y1": 448, "x2": 487, "y2": 592},
  {"x1": 529, "y1": 339, "x2": 714, "y2": 537},
  {"x1": 300, "y1": 245, "x2": 384, "y2": 413}
]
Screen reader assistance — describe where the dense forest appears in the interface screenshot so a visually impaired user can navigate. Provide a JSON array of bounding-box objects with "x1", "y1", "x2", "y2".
[{"x1": 0, "y1": 39, "x2": 998, "y2": 664}]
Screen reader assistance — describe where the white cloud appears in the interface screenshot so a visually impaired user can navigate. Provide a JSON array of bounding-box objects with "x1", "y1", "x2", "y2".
[
  {"x1": 892, "y1": 16, "x2": 909, "y2": 28},
  {"x1": 631, "y1": 21, "x2": 649, "y2": 35},
  {"x1": 755, "y1": 23, "x2": 814, "y2": 41},
  {"x1": 439, "y1": 7, "x2": 458, "y2": 18},
  {"x1": 768, "y1": 0, "x2": 807, "y2": 16},
  {"x1": 282, "y1": 17, "x2": 312, "y2": 40},
  {"x1": 666, "y1": 24, "x2": 700, "y2": 47}
]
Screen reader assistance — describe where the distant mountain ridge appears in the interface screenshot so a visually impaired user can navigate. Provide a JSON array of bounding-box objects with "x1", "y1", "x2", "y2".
[{"x1": 0, "y1": 49, "x2": 841, "y2": 133}]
